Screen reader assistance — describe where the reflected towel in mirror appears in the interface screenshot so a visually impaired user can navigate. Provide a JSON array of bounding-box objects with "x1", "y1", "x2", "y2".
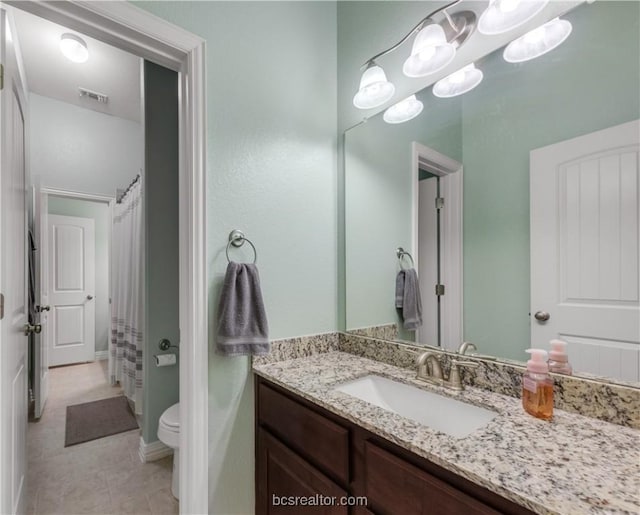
[{"x1": 396, "y1": 269, "x2": 423, "y2": 330}]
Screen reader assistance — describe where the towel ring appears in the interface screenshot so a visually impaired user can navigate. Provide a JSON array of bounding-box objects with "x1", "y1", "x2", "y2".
[
  {"x1": 226, "y1": 230, "x2": 257, "y2": 264},
  {"x1": 396, "y1": 247, "x2": 414, "y2": 270}
]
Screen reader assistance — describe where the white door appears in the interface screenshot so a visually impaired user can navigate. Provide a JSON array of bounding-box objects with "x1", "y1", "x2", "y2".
[
  {"x1": 0, "y1": 9, "x2": 28, "y2": 514},
  {"x1": 47, "y1": 214, "x2": 95, "y2": 366},
  {"x1": 530, "y1": 120, "x2": 640, "y2": 381},
  {"x1": 33, "y1": 187, "x2": 49, "y2": 417},
  {"x1": 418, "y1": 177, "x2": 439, "y2": 347}
]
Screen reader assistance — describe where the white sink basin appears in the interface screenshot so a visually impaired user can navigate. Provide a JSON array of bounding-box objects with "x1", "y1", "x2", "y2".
[{"x1": 334, "y1": 374, "x2": 496, "y2": 438}]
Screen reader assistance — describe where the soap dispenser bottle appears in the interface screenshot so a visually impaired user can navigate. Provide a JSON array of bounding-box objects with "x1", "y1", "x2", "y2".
[
  {"x1": 522, "y1": 349, "x2": 553, "y2": 420},
  {"x1": 548, "y1": 339, "x2": 572, "y2": 375}
]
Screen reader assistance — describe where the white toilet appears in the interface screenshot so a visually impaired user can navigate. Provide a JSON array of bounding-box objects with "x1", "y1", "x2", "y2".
[{"x1": 158, "y1": 403, "x2": 180, "y2": 499}]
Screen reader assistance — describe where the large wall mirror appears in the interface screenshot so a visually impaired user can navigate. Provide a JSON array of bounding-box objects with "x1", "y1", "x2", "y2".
[{"x1": 344, "y1": 1, "x2": 639, "y2": 385}]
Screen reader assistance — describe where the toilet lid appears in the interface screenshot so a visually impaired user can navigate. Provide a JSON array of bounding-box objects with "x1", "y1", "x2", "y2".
[{"x1": 160, "y1": 403, "x2": 180, "y2": 429}]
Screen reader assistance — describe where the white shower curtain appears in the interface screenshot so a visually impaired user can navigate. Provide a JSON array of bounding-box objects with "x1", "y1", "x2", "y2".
[{"x1": 110, "y1": 177, "x2": 144, "y2": 415}]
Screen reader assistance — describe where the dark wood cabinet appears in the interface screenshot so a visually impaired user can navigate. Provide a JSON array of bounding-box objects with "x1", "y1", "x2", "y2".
[
  {"x1": 255, "y1": 375, "x2": 533, "y2": 515},
  {"x1": 257, "y1": 428, "x2": 348, "y2": 515}
]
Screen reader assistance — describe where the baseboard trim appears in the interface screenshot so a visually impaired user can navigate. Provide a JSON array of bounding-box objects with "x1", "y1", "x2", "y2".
[
  {"x1": 95, "y1": 351, "x2": 109, "y2": 361},
  {"x1": 138, "y1": 436, "x2": 173, "y2": 463}
]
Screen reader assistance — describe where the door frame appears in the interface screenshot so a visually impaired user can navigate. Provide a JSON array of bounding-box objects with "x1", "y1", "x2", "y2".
[
  {"x1": 41, "y1": 188, "x2": 115, "y2": 363},
  {"x1": 411, "y1": 142, "x2": 463, "y2": 350},
  {"x1": 4, "y1": 2, "x2": 208, "y2": 513}
]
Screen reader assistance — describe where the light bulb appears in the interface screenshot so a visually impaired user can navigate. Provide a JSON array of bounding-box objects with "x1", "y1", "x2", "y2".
[
  {"x1": 498, "y1": 0, "x2": 521, "y2": 13},
  {"x1": 478, "y1": 0, "x2": 549, "y2": 35},
  {"x1": 403, "y1": 24, "x2": 455, "y2": 78},
  {"x1": 418, "y1": 46, "x2": 437, "y2": 62},
  {"x1": 503, "y1": 18, "x2": 572, "y2": 63},
  {"x1": 383, "y1": 95, "x2": 424, "y2": 124},
  {"x1": 449, "y1": 69, "x2": 467, "y2": 85},
  {"x1": 353, "y1": 64, "x2": 395, "y2": 110},
  {"x1": 433, "y1": 63, "x2": 484, "y2": 98},
  {"x1": 60, "y1": 33, "x2": 89, "y2": 63},
  {"x1": 523, "y1": 25, "x2": 546, "y2": 45}
]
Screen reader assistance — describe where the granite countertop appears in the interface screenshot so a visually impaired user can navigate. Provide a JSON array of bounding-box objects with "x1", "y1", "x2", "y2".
[{"x1": 253, "y1": 351, "x2": 640, "y2": 515}]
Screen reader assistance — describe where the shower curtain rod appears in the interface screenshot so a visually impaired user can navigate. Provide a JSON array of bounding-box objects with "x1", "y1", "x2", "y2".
[{"x1": 116, "y1": 174, "x2": 141, "y2": 204}]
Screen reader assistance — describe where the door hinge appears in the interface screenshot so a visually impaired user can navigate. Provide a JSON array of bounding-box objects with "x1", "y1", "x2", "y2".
[
  {"x1": 0, "y1": 293, "x2": 4, "y2": 320},
  {"x1": 435, "y1": 284, "x2": 445, "y2": 296},
  {"x1": 435, "y1": 197, "x2": 444, "y2": 209},
  {"x1": 0, "y1": 64, "x2": 4, "y2": 91}
]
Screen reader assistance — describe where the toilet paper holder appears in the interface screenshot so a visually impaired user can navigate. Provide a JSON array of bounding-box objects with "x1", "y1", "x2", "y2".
[{"x1": 158, "y1": 338, "x2": 178, "y2": 351}]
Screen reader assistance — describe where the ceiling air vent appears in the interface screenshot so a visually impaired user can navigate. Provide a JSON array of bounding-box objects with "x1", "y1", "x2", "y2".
[{"x1": 78, "y1": 87, "x2": 108, "y2": 104}]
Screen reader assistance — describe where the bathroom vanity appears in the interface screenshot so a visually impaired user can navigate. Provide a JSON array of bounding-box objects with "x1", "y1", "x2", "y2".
[
  {"x1": 256, "y1": 376, "x2": 532, "y2": 514},
  {"x1": 253, "y1": 348, "x2": 640, "y2": 515}
]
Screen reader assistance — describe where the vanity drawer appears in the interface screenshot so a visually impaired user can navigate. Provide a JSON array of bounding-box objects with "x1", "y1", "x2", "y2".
[
  {"x1": 364, "y1": 441, "x2": 500, "y2": 515},
  {"x1": 258, "y1": 382, "x2": 350, "y2": 485}
]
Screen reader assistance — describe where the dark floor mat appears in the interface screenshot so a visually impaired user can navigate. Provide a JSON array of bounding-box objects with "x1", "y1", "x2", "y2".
[{"x1": 65, "y1": 395, "x2": 138, "y2": 447}]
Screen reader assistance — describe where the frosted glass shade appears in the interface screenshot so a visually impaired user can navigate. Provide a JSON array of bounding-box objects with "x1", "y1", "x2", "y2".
[
  {"x1": 503, "y1": 18, "x2": 572, "y2": 63},
  {"x1": 383, "y1": 95, "x2": 424, "y2": 124},
  {"x1": 60, "y1": 33, "x2": 89, "y2": 63},
  {"x1": 478, "y1": 0, "x2": 549, "y2": 35},
  {"x1": 403, "y1": 24, "x2": 455, "y2": 78},
  {"x1": 433, "y1": 64, "x2": 484, "y2": 98},
  {"x1": 353, "y1": 64, "x2": 395, "y2": 109}
]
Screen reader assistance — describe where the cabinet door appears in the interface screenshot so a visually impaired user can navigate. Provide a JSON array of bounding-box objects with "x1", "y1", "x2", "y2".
[
  {"x1": 257, "y1": 428, "x2": 349, "y2": 515},
  {"x1": 365, "y1": 442, "x2": 500, "y2": 515}
]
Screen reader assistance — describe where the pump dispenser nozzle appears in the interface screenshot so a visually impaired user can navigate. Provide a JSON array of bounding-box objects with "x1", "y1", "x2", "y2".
[
  {"x1": 525, "y1": 348, "x2": 549, "y2": 374},
  {"x1": 548, "y1": 339, "x2": 572, "y2": 375}
]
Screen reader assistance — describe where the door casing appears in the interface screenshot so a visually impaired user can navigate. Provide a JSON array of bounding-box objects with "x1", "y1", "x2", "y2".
[{"x1": 0, "y1": 3, "x2": 208, "y2": 513}]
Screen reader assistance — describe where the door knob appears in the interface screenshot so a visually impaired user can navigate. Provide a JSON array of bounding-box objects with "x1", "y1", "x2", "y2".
[
  {"x1": 24, "y1": 324, "x2": 42, "y2": 335},
  {"x1": 534, "y1": 311, "x2": 550, "y2": 322},
  {"x1": 36, "y1": 305, "x2": 51, "y2": 312},
  {"x1": 86, "y1": 295, "x2": 94, "y2": 300}
]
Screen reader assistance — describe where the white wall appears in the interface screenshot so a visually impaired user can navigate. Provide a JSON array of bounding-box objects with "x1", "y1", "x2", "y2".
[{"x1": 29, "y1": 93, "x2": 142, "y2": 196}]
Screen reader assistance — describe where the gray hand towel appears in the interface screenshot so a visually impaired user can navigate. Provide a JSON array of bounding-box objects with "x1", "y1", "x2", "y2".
[
  {"x1": 395, "y1": 270, "x2": 405, "y2": 309},
  {"x1": 400, "y1": 268, "x2": 423, "y2": 331},
  {"x1": 216, "y1": 262, "x2": 270, "y2": 356}
]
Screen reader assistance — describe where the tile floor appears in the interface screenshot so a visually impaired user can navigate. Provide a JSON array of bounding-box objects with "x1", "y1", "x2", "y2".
[{"x1": 27, "y1": 360, "x2": 178, "y2": 515}]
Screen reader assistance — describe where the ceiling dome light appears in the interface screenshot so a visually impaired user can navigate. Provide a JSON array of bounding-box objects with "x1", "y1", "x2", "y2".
[
  {"x1": 353, "y1": 63, "x2": 395, "y2": 110},
  {"x1": 478, "y1": 0, "x2": 549, "y2": 35},
  {"x1": 383, "y1": 95, "x2": 424, "y2": 124},
  {"x1": 503, "y1": 18, "x2": 572, "y2": 63},
  {"x1": 403, "y1": 24, "x2": 455, "y2": 78},
  {"x1": 433, "y1": 63, "x2": 484, "y2": 98},
  {"x1": 60, "y1": 33, "x2": 89, "y2": 63}
]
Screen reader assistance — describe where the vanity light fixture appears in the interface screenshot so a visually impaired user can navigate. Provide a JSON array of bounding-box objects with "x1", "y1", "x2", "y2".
[
  {"x1": 478, "y1": 0, "x2": 549, "y2": 35},
  {"x1": 353, "y1": 0, "x2": 477, "y2": 110},
  {"x1": 433, "y1": 63, "x2": 484, "y2": 98},
  {"x1": 383, "y1": 95, "x2": 424, "y2": 124},
  {"x1": 60, "y1": 33, "x2": 89, "y2": 63},
  {"x1": 503, "y1": 18, "x2": 572, "y2": 63},
  {"x1": 353, "y1": 62, "x2": 395, "y2": 109}
]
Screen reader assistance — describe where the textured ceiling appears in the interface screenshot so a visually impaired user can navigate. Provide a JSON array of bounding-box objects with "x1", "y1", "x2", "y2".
[{"x1": 11, "y1": 7, "x2": 141, "y2": 123}]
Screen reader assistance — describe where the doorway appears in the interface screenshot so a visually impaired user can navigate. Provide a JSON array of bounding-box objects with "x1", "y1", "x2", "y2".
[
  {"x1": 412, "y1": 142, "x2": 463, "y2": 351},
  {"x1": 0, "y1": 2, "x2": 207, "y2": 514}
]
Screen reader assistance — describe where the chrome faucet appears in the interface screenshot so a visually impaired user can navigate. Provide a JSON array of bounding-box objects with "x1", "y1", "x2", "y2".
[
  {"x1": 457, "y1": 341, "x2": 477, "y2": 355},
  {"x1": 415, "y1": 351, "x2": 479, "y2": 391},
  {"x1": 416, "y1": 352, "x2": 444, "y2": 384}
]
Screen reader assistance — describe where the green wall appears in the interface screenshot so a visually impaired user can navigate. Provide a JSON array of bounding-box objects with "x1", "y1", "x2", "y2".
[
  {"x1": 132, "y1": 3, "x2": 338, "y2": 513},
  {"x1": 345, "y1": 87, "x2": 461, "y2": 340},
  {"x1": 47, "y1": 196, "x2": 111, "y2": 353},
  {"x1": 462, "y1": 1, "x2": 640, "y2": 359},
  {"x1": 142, "y1": 62, "x2": 180, "y2": 445}
]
